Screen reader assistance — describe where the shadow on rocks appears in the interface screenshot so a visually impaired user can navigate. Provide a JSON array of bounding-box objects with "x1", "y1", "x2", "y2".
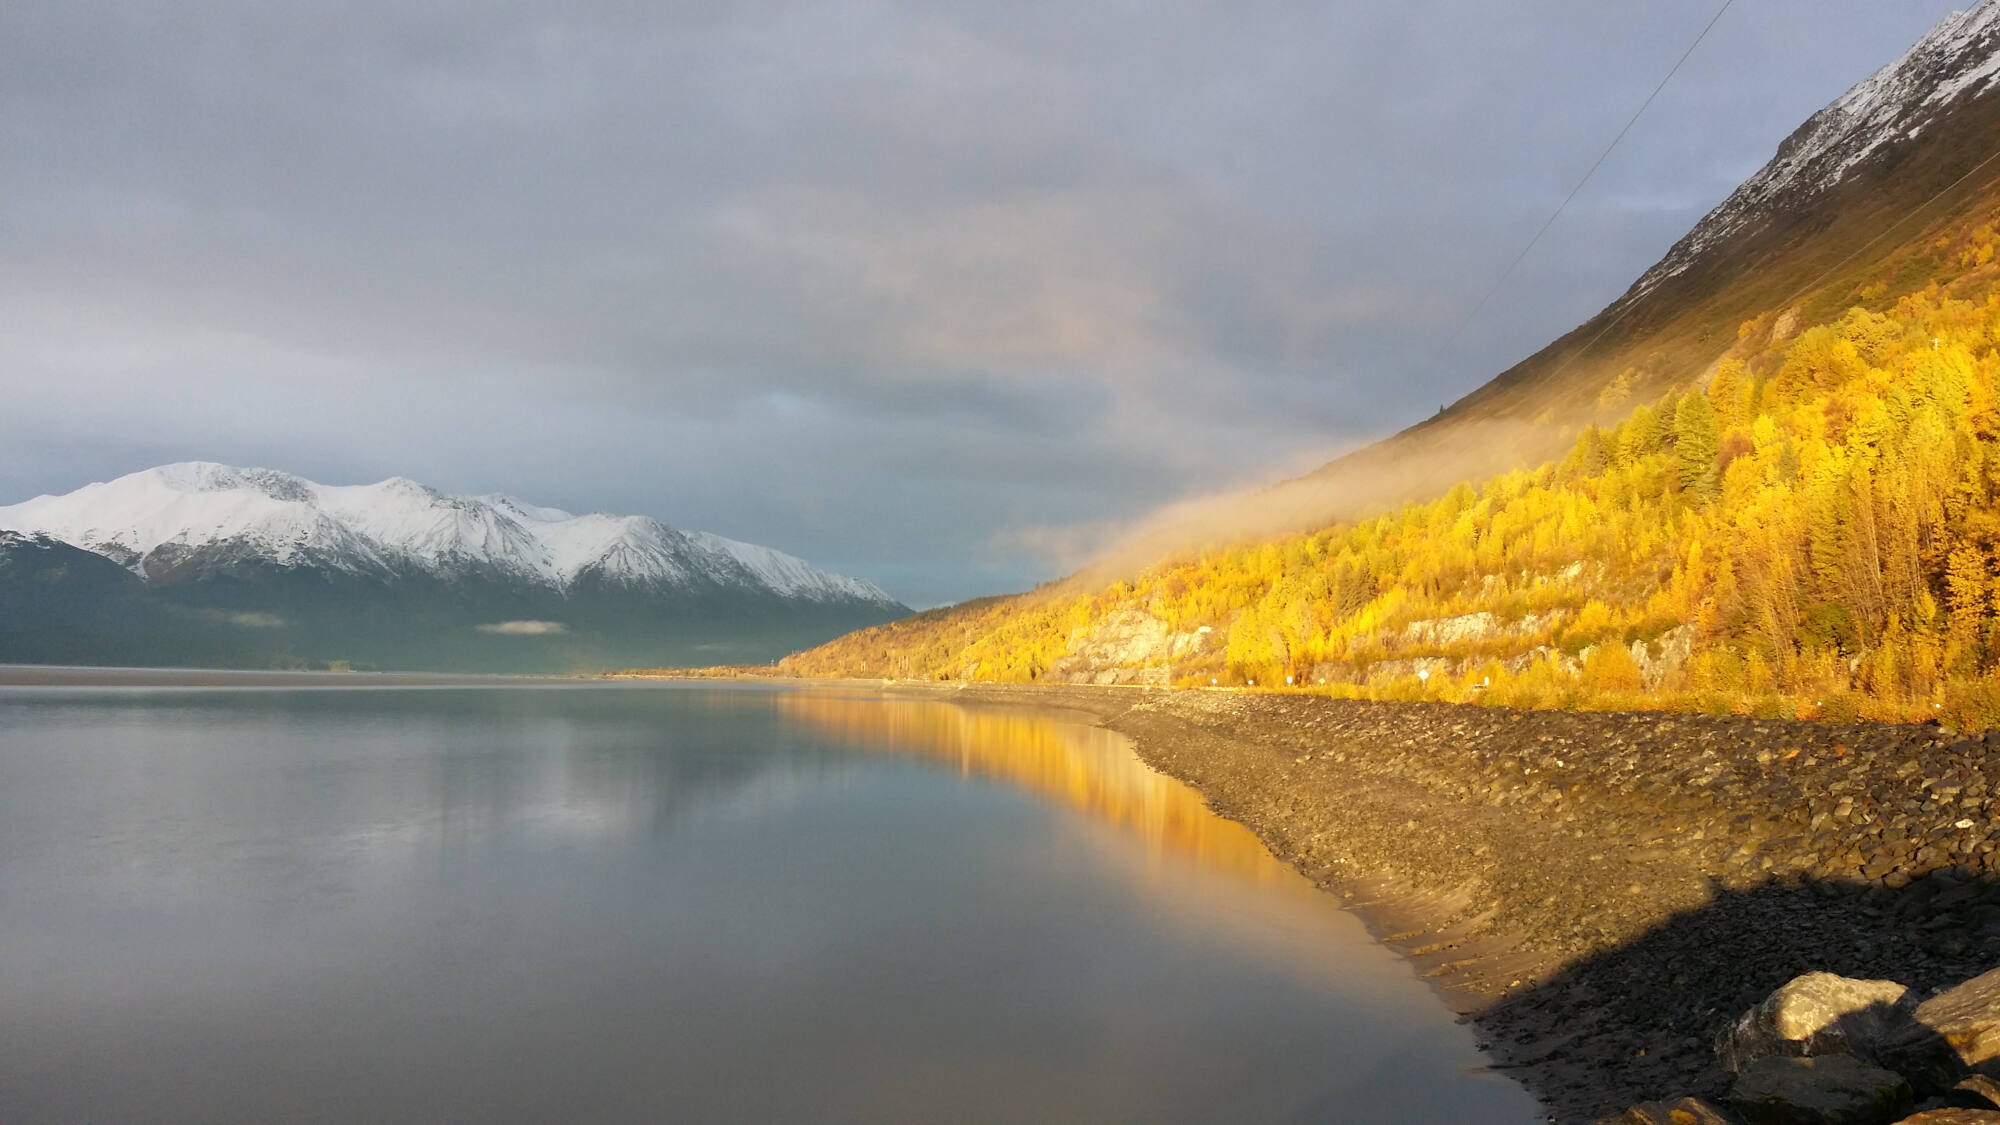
[{"x1": 1471, "y1": 868, "x2": 2000, "y2": 1123}]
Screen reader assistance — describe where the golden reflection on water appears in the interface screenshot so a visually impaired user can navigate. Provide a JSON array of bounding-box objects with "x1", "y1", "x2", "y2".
[{"x1": 776, "y1": 692, "x2": 1291, "y2": 884}]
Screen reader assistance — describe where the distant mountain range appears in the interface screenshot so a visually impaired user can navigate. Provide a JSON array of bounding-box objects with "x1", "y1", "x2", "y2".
[{"x1": 0, "y1": 463, "x2": 907, "y2": 672}]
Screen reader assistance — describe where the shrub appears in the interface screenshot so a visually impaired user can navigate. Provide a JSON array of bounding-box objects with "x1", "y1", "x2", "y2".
[
  {"x1": 1941, "y1": 679, "x2": 2000, "y2": 732},
  {"x1": 1581, "y1": 642, "x2": 1643, "y2": 693}
]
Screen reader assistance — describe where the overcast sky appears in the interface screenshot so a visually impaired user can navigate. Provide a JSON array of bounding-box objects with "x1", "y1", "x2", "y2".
[{"x1": 0, "y1": 1, "x2": 1974, "y2": 606}]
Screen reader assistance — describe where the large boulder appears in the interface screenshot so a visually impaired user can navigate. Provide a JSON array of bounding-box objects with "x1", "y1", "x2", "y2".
[
  {"x1": 1881, "y1": 966, "x2": 2000, "y2": 1093},
  {"x1": 1720, "y1": 973, "x2": 1919, "y2": 1073},
  {"x1": 1891, "y1": 1111, "x2": 2000, "y2": 1123},
  {"x1": 1727, "y1": 1054, "x2": 1913, "y2": 1125},
  {"x1": 1597, "y1": 1096, "x2": 1735, "y2": 1124}
]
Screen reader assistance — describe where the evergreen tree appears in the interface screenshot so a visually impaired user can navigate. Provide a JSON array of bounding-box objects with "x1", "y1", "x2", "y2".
[
  {"x1": 1708, "y1": 359, "x2": 1748, "y2": 428},
  {"x1": 1675, "y1": 393, "x2": 1721, "y2": 499},
  {"x1": 1617, "y1": 405, "x2": 1659, "y2": 464}
]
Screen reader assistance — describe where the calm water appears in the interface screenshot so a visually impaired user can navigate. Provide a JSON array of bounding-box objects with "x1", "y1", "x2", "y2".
[{"x1": 0, "y1": 683, "x2": 1540, "y2": 1123}]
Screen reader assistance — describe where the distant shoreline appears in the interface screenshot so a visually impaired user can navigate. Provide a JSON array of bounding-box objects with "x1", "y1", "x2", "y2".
[{"x1": 0, "y1": 664, "x2": 602, "y2": 688}]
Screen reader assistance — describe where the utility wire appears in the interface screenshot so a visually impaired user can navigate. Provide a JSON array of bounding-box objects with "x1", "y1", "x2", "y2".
[
  {"x1": 1439, "y1": 0, "x2": 1737, "y2": 358},
  {"x1": 1539, "y1": 136, "x2": 2000, "y2": 393},
  {"x1": 1267, "y1": 2, "x2": 1740, "y2": 536},
  {"x1": 1771, "y1": 143, "x2": 2000, "y2": 313}
]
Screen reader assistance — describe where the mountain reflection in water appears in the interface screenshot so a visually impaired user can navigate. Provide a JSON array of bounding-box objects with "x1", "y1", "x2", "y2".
[
  {"x1": 0, "y1": 683, "x2": 1541, "y2": 1124},
  {"x1": 778, "y1": 692, "x2": 1286, "y2": 883}
]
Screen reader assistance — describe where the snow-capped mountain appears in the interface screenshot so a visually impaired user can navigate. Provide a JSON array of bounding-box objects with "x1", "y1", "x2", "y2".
[
  {"x1": 0, "y1": 462, "x2": 898, "y2": 606},
  {"x1": 1270, "y1": 2, "x2": 2000, "y2": 551},
  {"x1": 0, "y1": 464, "x2": 906, "y2": 673},
  {"x1": 1630, "y1": 0, "x2": 2000, "y2": 301}
]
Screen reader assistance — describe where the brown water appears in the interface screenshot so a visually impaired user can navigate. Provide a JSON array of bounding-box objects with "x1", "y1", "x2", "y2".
[{"x1": 0, "y1": 682, "x2": 1540, "y2": 1122}]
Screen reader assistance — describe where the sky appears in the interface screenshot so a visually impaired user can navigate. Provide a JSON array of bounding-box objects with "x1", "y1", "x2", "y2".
[{"x1": 0, "y1": 0, "x2": 1977, "y2": 607}]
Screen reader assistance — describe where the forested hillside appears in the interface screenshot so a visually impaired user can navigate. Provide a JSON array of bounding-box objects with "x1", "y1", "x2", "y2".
[
  {"x1": 1080, "y1": 9, "x2": 2000, "y2": 572},
  {"x1": 787, "y1": 205, "x2": 2000, "y2": 726}
]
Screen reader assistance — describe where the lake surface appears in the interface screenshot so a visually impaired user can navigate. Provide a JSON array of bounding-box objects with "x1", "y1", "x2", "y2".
[{"x1": 0, "y1": 682, "x2": 1540, "y2": 1123}]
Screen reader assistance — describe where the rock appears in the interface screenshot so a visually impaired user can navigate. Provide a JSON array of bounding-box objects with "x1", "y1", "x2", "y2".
[
  {"x1": 1400, "y1": 611, "x2": 1501, "y2": 648},
  {"x1": 1720, "y1": 972, "x2": 1918, "y2": 1073},
  {"x1": 1631, "y1": 625, "x2": 1696, "y2": 690},
  {"x1": 1602, "y1": 1096, "x2": 1737, "y2": 1123},
  {"x1": 1957, "y1": 1075, "x2": 2000, "y2": 1108},
  {"x1": 1892, "y1": 1110, "x2": 2000, "y2": 1123},
  {"x1": 1881, "y1": 966, "x2": 2000, "y2": 1092},
  {"x1": 1045, "y1": 608, "x2": 1210, "y2": 684},
  {"x1": 1728, "y1": 1054, "x2": 1913, "y2": 1124}
]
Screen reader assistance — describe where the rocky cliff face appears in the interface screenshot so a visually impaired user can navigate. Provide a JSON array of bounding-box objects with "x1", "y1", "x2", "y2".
[
  {"x1": 1046, "y1": 608, "x2": 1215, "y2": 685},
  {"x1": 1030, "y1": 599, "x2": 1697, "y2": 694}
]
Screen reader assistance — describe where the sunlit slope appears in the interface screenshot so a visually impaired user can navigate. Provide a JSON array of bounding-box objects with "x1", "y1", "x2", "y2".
[
  {"x1": 1095, "y1": 20, "x2": 2000, "y2": 568},
  {"x1": 788, "y1": 200, "x2": 2000, "y2": 725},
  {"x1": 786, "y1": 13, "x2": 2000, "y2": 721}
]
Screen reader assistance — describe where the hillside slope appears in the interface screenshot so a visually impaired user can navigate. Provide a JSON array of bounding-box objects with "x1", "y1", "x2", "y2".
[
  {"x1": 1094, "y1": 3, "x2": 2000, "y2": 571},
  {"x1": 785, "y1": 5, "x2": 2000, "y2": 726}
]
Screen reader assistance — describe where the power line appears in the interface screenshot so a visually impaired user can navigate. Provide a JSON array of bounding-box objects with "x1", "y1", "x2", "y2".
[
  {"x1": 1540, "y1": 133, "x2": 2000, "y2": 393},
  {"x1": 1771, "y1": 143, "x2": 2000, "y2": 314},
  {"x1": 1273, "y1": 1, "x2": 1735, "y2": 538},
  {"x1": 1439, "y1": 0, "x2": 1737, "y2": 359}
]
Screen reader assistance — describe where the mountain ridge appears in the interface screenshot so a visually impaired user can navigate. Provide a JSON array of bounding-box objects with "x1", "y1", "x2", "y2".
[
  {"x1": 1624, "y1": 0, "x2": 2000, "y2": 308},
  {"x1": 0, "y1": 463, "x2": 906, "y2": 673},
  {"x1": 0, "y1": 461, "x2": 897, "y2": 606}
]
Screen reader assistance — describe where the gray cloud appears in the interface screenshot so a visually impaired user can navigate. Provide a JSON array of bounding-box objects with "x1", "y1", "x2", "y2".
[{"x1": 0, "y1": 0, "x2": 1970, "y2": 606}]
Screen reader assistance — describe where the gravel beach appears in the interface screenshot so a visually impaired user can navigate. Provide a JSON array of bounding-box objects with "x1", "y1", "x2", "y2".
[{"x1": 886, "y1": 683, "x2": 2000, "y2": 1123}]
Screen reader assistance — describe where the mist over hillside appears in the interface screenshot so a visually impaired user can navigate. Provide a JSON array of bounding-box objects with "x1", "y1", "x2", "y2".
[
  {"x1": 1059, "y1": 3, "x2": 2000, "y2": 582},
  {"x1": 785, "y1": 2, "x2": 2000, "y2": 727}
]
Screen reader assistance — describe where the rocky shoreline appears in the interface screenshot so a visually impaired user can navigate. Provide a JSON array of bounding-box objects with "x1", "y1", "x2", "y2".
[{"x1": 880, "y1": 683, "x2": 2000, "y2": 1124}]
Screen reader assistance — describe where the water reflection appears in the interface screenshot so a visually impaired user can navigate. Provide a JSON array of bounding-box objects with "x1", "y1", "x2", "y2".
[
  {"x1": 0, "y1": 685, "x2": 1540, "y2": 1124},
  {"x1": 778, "y1": 691, "x2": 1288, "y2": 883}
]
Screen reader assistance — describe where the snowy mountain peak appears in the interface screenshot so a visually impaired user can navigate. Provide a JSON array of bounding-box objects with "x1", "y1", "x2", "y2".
[
  {"x1": 147, "y1": 461, "x2": 317, "y2": 503},
  {"x1": 1628, "y1": 0, "x2": 2000, "y2": 300},
  {"x1": 480, "y1": 494, "x2": 577, "y2": 524},
  {"x1": 0, "y1": 465, "x2": 900, "y2": 607}
]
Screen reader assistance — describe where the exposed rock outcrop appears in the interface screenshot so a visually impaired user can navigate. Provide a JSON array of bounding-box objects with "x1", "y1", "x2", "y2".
[
  {"x1": 1046, "y1": 608, "x2": 1211, "y2": 685},
  {"x1": 1632, "y1": 626, "x2": 1696, "y2": 691}
]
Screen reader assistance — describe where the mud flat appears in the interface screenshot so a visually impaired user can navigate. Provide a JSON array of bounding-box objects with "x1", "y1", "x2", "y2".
[{"x1": 873, "y1": 683, "x2": 2000, "y2": 1124}]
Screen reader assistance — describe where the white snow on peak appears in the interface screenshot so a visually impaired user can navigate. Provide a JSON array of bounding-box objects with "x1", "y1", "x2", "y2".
[
  {"x1": 0, "y1": 462, "x2": 901, "y2": 605},
  {"x1": 0, "y1": 463, "x2": 376, "y2": 572},
  {"x1": 687, "y1": 531, "x2": 897, "y2": 602},
  {"x1": 478, "y1": 494, "x2": 576, "y2": 525},
  {"x1": 1627, "y1": 1, "x2": 2000, "y2": 301}
]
